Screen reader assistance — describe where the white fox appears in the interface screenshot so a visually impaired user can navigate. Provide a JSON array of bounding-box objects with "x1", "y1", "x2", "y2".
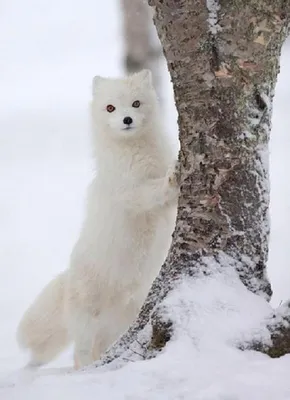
[{"x1": 17, "y1": 69, "x2": 179, "y2": 369}]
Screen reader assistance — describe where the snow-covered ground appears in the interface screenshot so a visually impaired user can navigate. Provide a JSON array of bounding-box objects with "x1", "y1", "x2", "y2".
[{"x1": 0, "y1": 0, "x2": 290, "y2": 398}]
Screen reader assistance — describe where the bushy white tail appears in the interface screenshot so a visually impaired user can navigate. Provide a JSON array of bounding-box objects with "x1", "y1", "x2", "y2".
[{"x1": 17, "y1": 272, "x2": 70, "y2": 367}]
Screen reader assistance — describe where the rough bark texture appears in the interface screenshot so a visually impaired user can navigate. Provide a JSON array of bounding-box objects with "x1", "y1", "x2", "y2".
[
  {"x1": 98, "y1": 1, "x2": 290, "y2": 366},
  {"x1": 144, "y1": 0, "x2": 290, "y2": 355},
  {"x1": 121, "y1": 0, "x2": 162, "y2": 98},
  {"x1": 154, "y1": 0, "x2": 289, "y2": 300}
]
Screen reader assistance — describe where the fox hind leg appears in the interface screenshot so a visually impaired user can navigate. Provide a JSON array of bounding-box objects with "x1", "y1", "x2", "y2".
[{"x1": 69, "y1": 310, "x2": 99, "y2": 369}]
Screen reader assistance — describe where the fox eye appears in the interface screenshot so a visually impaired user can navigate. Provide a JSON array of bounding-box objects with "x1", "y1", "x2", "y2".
[
  {"x1": 106, "y1": 104, "x2": 115, "y2": 113},
  {"x1": 132, "y1": 100, "x2": 140, "y2": 108}
]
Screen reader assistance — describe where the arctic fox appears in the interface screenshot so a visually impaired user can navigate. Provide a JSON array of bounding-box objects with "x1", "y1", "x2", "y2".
[{"x1": 17, "y1": 69, "x2": 179, "y2": 369}]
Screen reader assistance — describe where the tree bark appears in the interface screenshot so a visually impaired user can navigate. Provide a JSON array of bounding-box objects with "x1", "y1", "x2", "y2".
[
  {"x1": 152, "y1": 0, "x2": 290, "y2": 300},
  {"x1": 98, "y1": 0, "x2": 290, "y2": 366}
]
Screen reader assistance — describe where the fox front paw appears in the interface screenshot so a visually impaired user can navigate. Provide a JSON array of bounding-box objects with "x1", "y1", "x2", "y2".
[
  {"x1": 167, "y1": 160, "x2": 181, "y2": 188},
  {"x1": 165, "y1": 160, "x2": 180, "y2": 205}
]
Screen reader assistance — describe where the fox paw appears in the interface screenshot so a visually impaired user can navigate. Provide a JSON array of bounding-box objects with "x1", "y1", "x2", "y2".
[
  {"x1": 167, "y1": 160, "x2": 181, "y2": 188},
  {"x1": 165, "y1": 160, "x2": 180, "y2": 205}
]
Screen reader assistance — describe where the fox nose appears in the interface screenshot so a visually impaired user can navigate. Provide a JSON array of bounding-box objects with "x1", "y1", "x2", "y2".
[{"x1": 123, "y1": 116, "x2": 133, "y2": 125}]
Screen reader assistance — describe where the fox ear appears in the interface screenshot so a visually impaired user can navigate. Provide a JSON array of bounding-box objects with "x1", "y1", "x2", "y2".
[
  {"x1": 133, "y1": 69, "x2": 153, "y2": 86},
  {"x1": 92, "y1": 75, "x2": 104, "y2": 95}
]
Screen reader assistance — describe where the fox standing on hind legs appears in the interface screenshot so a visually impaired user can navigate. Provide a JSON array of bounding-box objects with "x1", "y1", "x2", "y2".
[{"x1": 17, "y1": 69, "x2": 179, "y2": 369}]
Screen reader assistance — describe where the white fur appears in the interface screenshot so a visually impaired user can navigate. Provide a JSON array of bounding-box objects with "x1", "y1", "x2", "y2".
[{"x1": 17, "y1": 70, "x2": 178, "y2": 369}]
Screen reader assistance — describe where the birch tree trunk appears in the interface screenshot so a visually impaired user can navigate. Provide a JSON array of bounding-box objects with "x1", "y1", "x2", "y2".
[{"x1": 99, "y1": 0, "x2": 290, "y2": 366}]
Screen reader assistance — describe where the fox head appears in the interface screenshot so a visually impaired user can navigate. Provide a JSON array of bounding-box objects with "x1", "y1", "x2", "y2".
[{"x1": 91, "y1": 69, "x2": 159, "y2": 139}]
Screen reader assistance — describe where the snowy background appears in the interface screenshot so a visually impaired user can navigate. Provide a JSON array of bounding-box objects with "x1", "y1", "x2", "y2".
[{"x1": 0, "y1": 0, "x2": 289, "y2": 398}]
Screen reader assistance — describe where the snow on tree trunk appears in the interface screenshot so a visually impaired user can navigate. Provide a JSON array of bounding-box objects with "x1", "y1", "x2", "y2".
[
  {"x1": 121, "y1": 0, "x2": 162, "y2": 98},
  {"x1": 98, "y1": 1, "x2": 290, "y2": 366}
]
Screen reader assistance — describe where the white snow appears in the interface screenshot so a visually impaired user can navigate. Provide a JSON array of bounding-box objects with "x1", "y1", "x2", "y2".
[
  {"x1": 206, "y1": 0, "x2": 221, "y2": 35},
  {"x1": 0, "y1": 0, "x2": 290, "y2": 398}
]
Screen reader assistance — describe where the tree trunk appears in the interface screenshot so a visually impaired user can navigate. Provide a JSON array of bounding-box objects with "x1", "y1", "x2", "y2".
[
  {"x1": 98, "y1": 1, "x2": 290, "y2": 366},
  {"x1": 121, "y1": 0, "x2": 163, "y2": 98}
]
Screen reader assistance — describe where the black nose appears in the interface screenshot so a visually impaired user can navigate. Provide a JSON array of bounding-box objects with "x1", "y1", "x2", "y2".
[{"x1": 123, "y1": 116, "x2": 133, "y2": 125}]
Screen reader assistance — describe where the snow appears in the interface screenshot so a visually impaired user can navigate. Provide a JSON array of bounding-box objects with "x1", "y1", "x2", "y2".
[
  {"x1": 0, "y1": 0, "x2": 290, "y2": 398},
  {"x1": 2, "y1": 272, "x2": 290, "y2": 399},
  {"x1": 206, "y1": 0, "x2": 221, "y2": 35}
]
